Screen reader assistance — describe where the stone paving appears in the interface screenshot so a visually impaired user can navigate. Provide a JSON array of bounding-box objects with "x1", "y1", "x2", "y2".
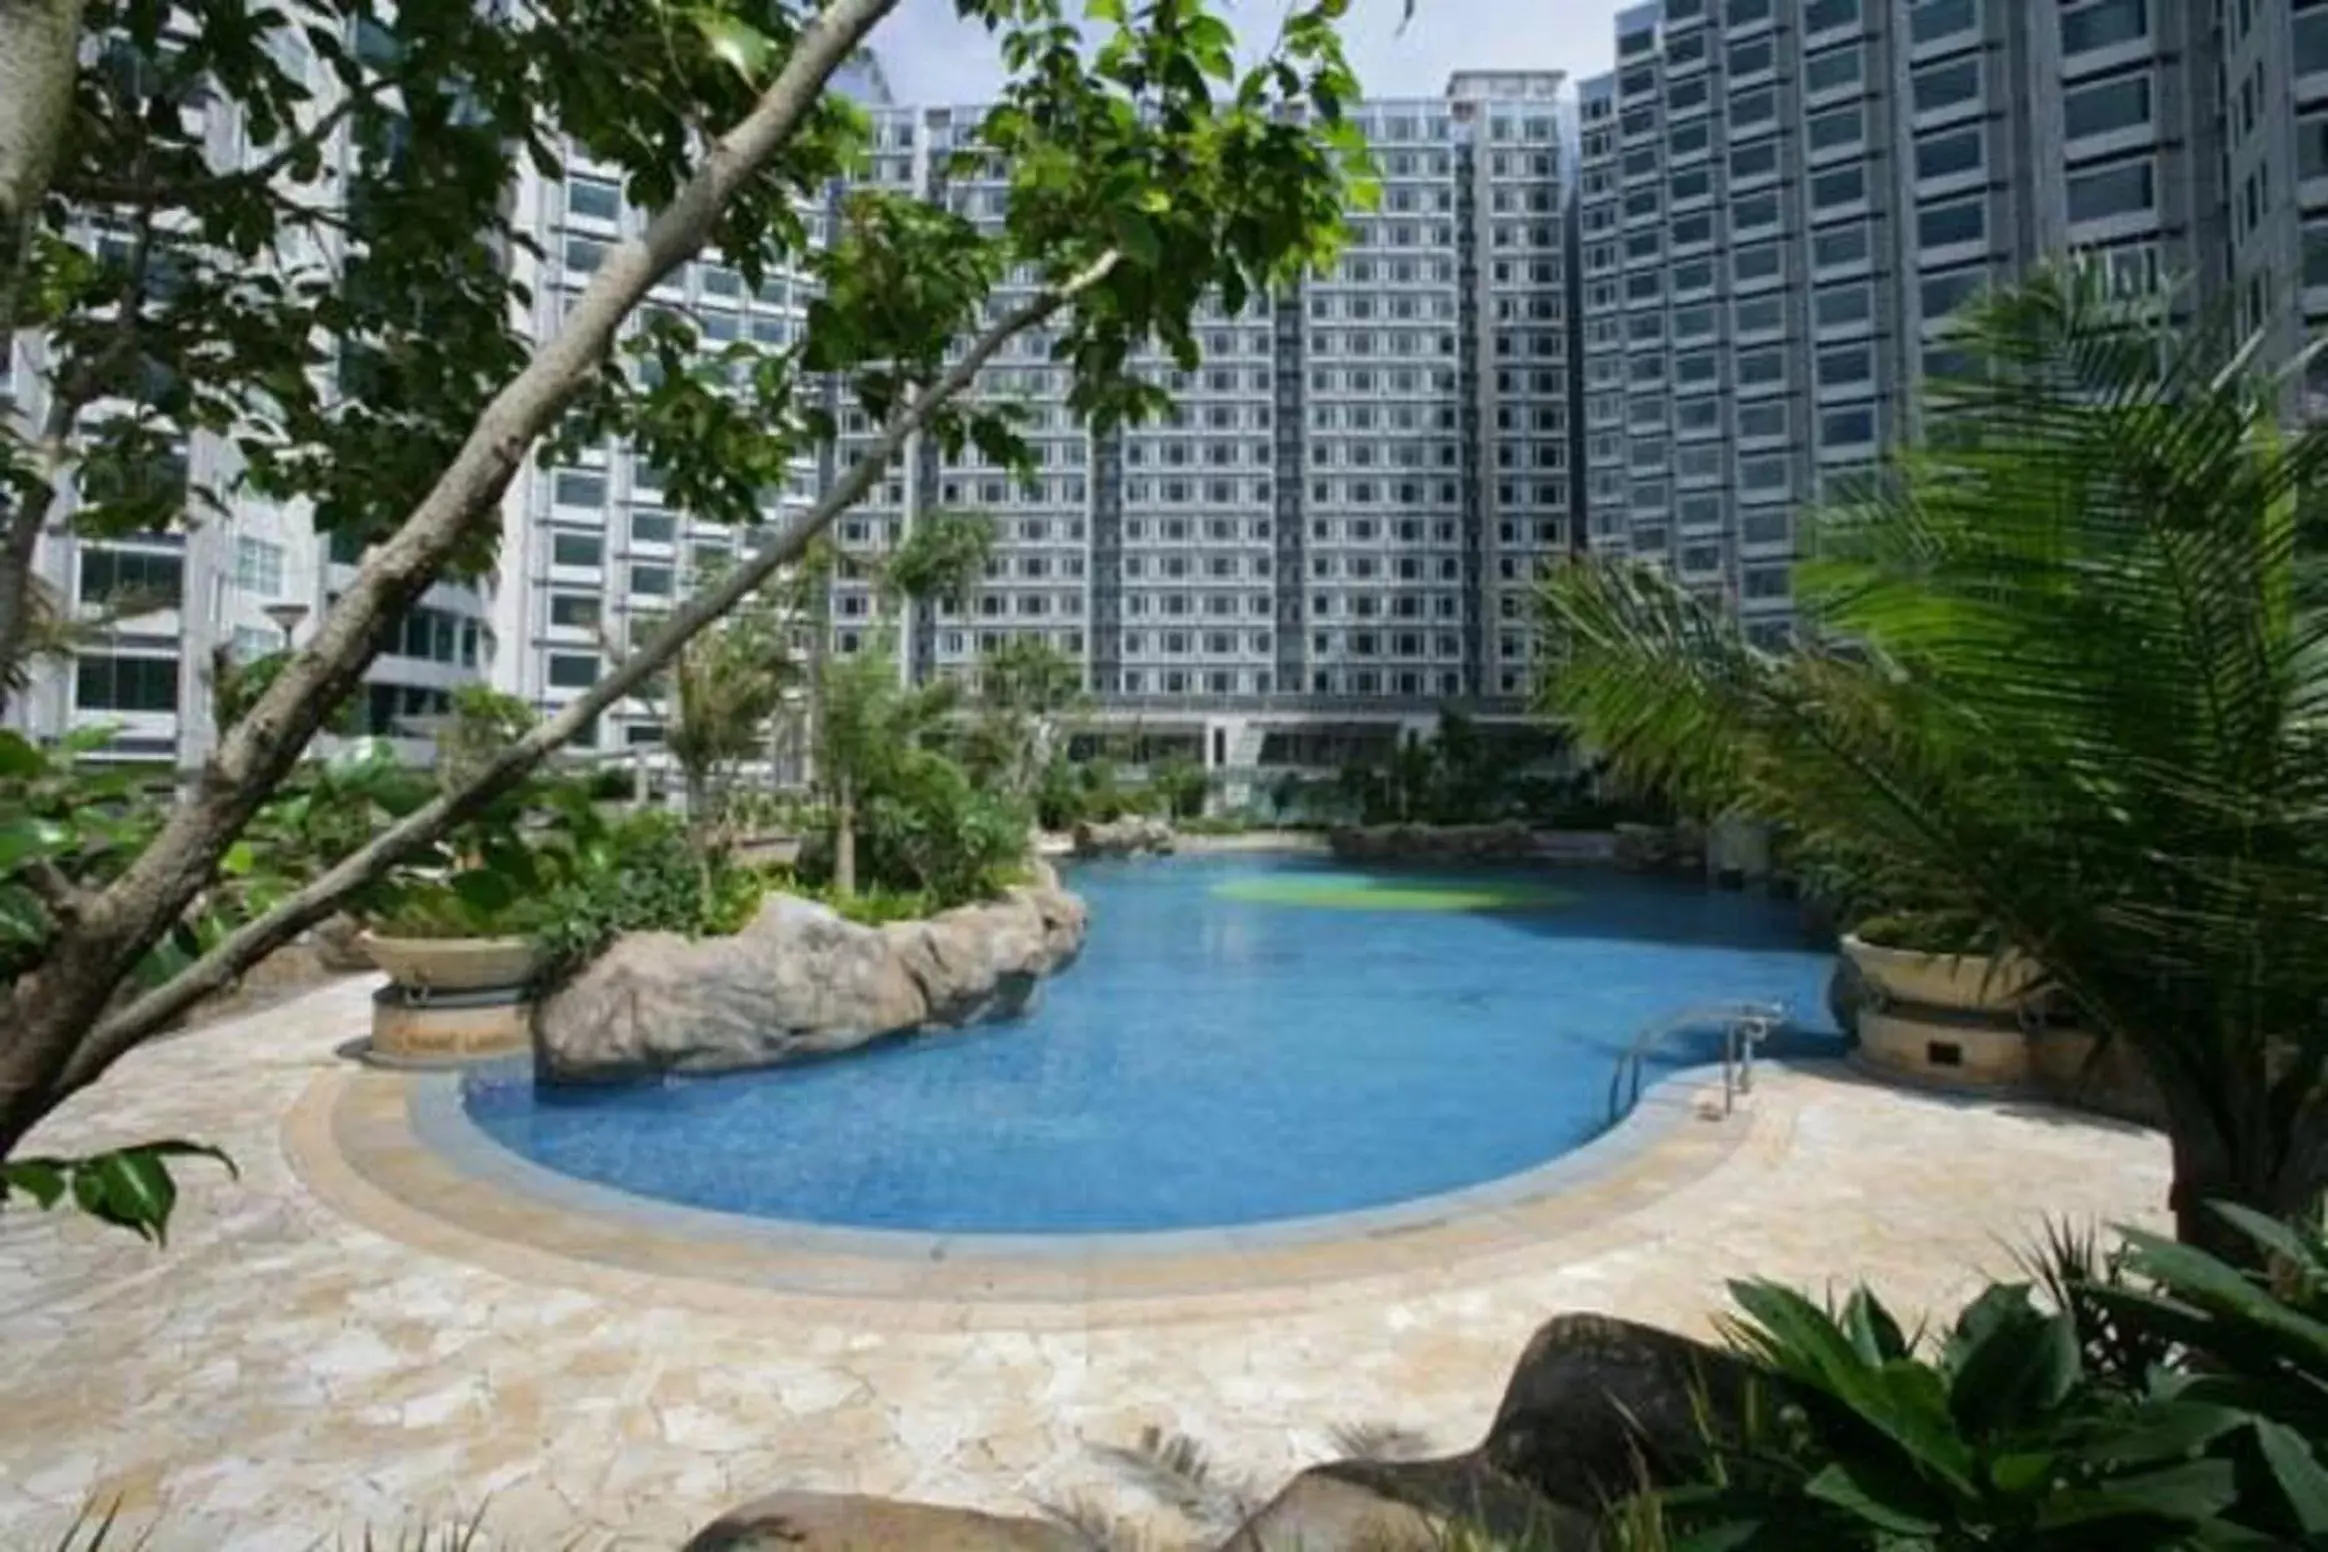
[{"x1": 0, "y1": 976, "x2": 2170, "y2": 1550}]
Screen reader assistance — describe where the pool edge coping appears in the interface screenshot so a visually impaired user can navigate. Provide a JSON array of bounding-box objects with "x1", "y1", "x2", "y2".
[{"x1": 284, "y1": 1054, "x2": 1809, "y2": 1327}]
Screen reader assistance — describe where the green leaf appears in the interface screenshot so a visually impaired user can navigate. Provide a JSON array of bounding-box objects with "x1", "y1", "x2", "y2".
[
  {"x1": 0, "y1": 730, "x2": 44, "y2": 778},
  {"x1": 1803, "y1": 1461, "x2": 1944, "y2": 1536},
  {"x1": 0, "y1": 817, "x2": 71, "y2": 875},
  {"x1": 694, "y1": 13, "x2": 774, "y2": 81},
  {"x1": 83, "y1": 1151, "x2": 178, "y2": 1244},
  {"x1": 2036, "y1": 1458, "x2": 2241, "y2": 1529},
  {"x1": 0, "y1": 1159, "x2": 68, "y2": 1209},
  {"x1": 1110, "y1": 208, "x2": 1162, "y2": 269},
  {"x1": 2254, "y1": 1418, "x2": 2328, "y2": 1534}
]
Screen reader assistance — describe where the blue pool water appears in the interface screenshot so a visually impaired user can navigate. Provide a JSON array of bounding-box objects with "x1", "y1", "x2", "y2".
[{"x1": 463, "y1": 855, "x2": 1841, "y2": 1234}]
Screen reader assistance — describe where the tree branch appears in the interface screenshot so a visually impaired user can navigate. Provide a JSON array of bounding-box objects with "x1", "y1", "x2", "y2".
[
  {"x1": 65, "y1": 247, "x2": 1121, "y2": 1087},
  {"x1": 5, "y1": 0, "x2": 910, "y2": 1137}
]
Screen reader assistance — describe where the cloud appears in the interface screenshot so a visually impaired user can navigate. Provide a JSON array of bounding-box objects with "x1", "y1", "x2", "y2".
[{"x1": 868, "y1": 0, "x2": 1623, "y2": 106}]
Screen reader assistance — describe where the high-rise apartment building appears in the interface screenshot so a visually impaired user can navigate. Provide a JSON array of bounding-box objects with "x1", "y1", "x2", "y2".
[
  {"x1": 21, "y1": 9, "x2": 2321, "y2": 787},
  {"x1": 1576, "y1": 0, "x2": 2319, "y2": 645},
  {"x1": 825, "y1": 73, "x2": 1572, "y2": 780}
]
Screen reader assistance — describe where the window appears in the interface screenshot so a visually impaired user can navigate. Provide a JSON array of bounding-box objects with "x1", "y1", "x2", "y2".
[
  {"x1": 1735, "y1": 243, "x2": 1783, "y2": 284},
  {"x1": 2303, "y1": 11, "x2": 2328, "y2": 76},
  {"x1": 629, "y1": 563, "x2": 672, "y2": 597},
  {"x1": 1731, "y1": 139, "x2": 1779, "y2": 183},
  {"x1": 1730, "y1": 88, "x2": 1776, "y2": 131},
  {"x1": 2067, "y1": 160, "x2": 2154, "y2": 224},
  {"x1": 2061, "y1": 0, "x2": 2145, "y2": 56},
  {"x1": 75, "y1": 653, "x2": 177, "y2": 711},
  {"x1": 1805, "y1": 0, "x2": 1858, "y2": 32},
  {"x1": 2301, "y1": 108, "x2": 2328, "y2": 180},
  {"x1": 551, "y1": 531, "x2": 603, "y2": 568},
  {"x1": 1734, "y1": 191, "x2": 1782, "y2": 232},
  {"x1": 547, "y1": 653, "x2": 600, "y2": 689},
  {"x1": 1737, "y1": 348, "x2": 1786, "y2": 386},
  {"x1": 1728, "y1": 37, "x2": 1774, "y2": 77},
  {"x1": 1739, "y1": 402, "x2": 1788, "y2": 439},
  {"x1": 232, "y1": 536, "x2": 283, "y2": 594},
  {"x1": 1919, "y1": 195, "x2": 1986, "y2": 248},
  {"x1": 1813, "y1": 222, "x2": 1870, "y2": 269},
  {"x1": 568, "y1": 176, "x2": 620, "y2": 223},
  {"x1": 1739, "y1": 455, "x2": 1790, "y2": 492},
  {"x1": 1910, "y1": 0, "x2": 1976, "y2": 46},
  {"x1": 1915, "y1": 126, "x2": 1984, "y2": 181},
  {"x1": 1821, "y1": 405, "x2": 1878, "y2": 446},
  {"x1": 1817, "y1": 344, "x2": 1874, "y2": 386},
  {"x1": 1921, "y1": 266, "x2": 1987, "y2": 320},
  {"x1": 1737, "y1": 294, "x2": 1784, "y2": 333},
  {"x1": 1912, "y1": 58, "x2": 1980, "y2": 115},
  {"x1": 1806, "y1": 45, "x2": 1862, "y2": 96},
  {"x1": 631, "y1": 510, "x2": 675, "y2": 545},
  {"x1": 1814, "y1": 284, "x2": 1872, "y2": 328},
  {"x1": 1811, "y1": 164, "x2": 1866, "y2": 211},
  {"x1": 2064, "y1": 73, "x2": 2150, "y2": 141},
  {"x1": 77, "y1": 547, "x2": 182, "y2": 606},
  {"x1": 1808, "y1": 105, "x2": 1864, "y2": 153},
  {"x1": 549, "y1": 593, "x2": 600, "y2": 629},
  {"x1": 552, "y1": 470, "x2": 606, "y2": 508}
]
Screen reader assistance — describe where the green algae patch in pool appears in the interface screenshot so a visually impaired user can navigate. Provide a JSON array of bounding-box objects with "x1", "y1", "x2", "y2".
[{"x1": 1210, "y1": 874, "x2": 1579, "y2": 913}]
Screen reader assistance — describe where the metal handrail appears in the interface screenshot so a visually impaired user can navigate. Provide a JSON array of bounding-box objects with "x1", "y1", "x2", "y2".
[{"x1": 1606, "y1": 1000, "x2": 1789, "y2": 1125}]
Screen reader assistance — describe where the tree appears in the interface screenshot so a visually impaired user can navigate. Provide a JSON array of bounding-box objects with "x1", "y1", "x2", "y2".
[
  {"x1": 813, "y1": 642, "x2": 958, "y2": 895},
  {"x1": 962, "y1": 633, "x2": 1086, "y2": 801},
  {"x1": 641, "y1": 568, "x2": 798, "y2": 851},
  {"x1": 1539, "y1": 265, "x2": 2328, "y2": 1254},
  {"x1": 0, "y1": 0, "x2": 1374, "y2": 1178}
]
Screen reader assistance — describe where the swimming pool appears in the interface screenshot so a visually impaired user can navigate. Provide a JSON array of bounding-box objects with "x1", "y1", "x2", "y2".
[{"x1": 462, "y1": 855, "x2": 1841, "y2": 1235}]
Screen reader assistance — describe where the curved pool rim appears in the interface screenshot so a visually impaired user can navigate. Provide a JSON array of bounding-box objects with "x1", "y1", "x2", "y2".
[
  {"x1": 411, "y1": 1051, "x2": 1730, "y2": 1261},
  {"x1": 283, "y1": 1051, "x2": 1804, "y2": 1320}
]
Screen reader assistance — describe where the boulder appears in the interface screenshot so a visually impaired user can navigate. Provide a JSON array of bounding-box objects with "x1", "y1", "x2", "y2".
[
  {"x1": 533, "y1": 880, "x2": 1088, "y2": 1083},
  {"x1": 685, "y1": 1491, "x2": 1081, "y2": 1551},
  {"x1": 1219, "y1": 1456, "x2": 1591, "y2": 1552},
  {"x1": 1326, "y1": 822, "x2": 1534, "y2": 863},
  {"x1": 1481, "y1": 1313, "x2": 1750, "y2": 1514},
  {"x1": 1072, "y1": 815, "x2": 1177, "y2": 858}
]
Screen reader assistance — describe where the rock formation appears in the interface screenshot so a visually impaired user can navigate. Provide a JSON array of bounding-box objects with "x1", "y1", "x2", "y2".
[
  {"x1": 1326, "y1": 821, "x2": 1535, "y2": 863},
  {"x1": 533, "y1": 868, "x2": 1088, "y2": 1083},
  {"x1": 1071, "y1": 814, "x2": 1176, "y2": 858}
]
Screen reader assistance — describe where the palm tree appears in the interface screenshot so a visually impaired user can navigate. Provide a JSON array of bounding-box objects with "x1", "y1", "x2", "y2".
[
  {"x1": 1539, "y1": 264, "x2": 2328, "y2": 1255},
  {"x1": 620, "y1": 565, "x2": 798, "y2": 851}
]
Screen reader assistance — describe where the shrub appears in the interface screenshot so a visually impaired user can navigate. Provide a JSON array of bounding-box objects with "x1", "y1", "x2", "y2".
[
  {"x1": 529, "y1": 811, "x2": 773, "y2": 979},
  {"x1": 1615, "y1": 1207, "x2": 2328, "y2": 1549},
  {"x1": 857, "y1": 749, "x2": 1030, "y2": 906}
]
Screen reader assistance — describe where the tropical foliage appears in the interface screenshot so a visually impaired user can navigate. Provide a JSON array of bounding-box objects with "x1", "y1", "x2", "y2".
[
  {"x1": 1540, "y1": 265, "x2": 2328, "y2": 1249},
  {"x1": 1620, "y1": 1207, "x2": 2328, "y2": 1550}
]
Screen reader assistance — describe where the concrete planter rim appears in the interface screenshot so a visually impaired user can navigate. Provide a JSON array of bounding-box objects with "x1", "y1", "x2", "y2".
[
  {"x1": 1840, "y1": 932, "x2": 2045, "y2": 1014},
  {"x1": 357, "y1": 930, "x2": 545, "y2": 993}
]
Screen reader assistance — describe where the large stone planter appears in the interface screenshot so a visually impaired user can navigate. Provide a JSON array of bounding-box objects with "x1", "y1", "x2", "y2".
[
  {"x1": 1856, "y1": 1006, "x2": 2035, "y2": 1089},
  {"x1": 1840, "y1": 933, "x2": 2044, "y2": 1015},
  {"x1": 358, "y1": 932, "x2": 545, "y2": 994}
]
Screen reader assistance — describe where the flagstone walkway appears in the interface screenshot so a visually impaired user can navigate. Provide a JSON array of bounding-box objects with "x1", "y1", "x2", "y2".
[{"x1": 0, "y1": 976, "x2": 2169, "y2": 1550}]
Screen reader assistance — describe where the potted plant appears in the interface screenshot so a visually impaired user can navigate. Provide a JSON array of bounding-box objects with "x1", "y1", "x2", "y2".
[
  {"x1": 1840, "y1": 910, "x2": 2046, "y2": 1015},
  {"x1": 358, "y1": 880, "x2": 556, "y2": 995}
]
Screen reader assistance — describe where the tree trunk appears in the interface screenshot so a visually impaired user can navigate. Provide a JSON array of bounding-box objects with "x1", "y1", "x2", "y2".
[
  {"x1": 833, "y1": 777, "x2": 856, "y2": 897},
  {"x1": 2162, "y1": 1088, "x2": 2323, "y2": 1267}
]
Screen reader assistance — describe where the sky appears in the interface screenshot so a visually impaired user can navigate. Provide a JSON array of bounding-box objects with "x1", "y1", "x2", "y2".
[{"x1": 871, "y1": 0, "x2": 1628, "y2": 106}]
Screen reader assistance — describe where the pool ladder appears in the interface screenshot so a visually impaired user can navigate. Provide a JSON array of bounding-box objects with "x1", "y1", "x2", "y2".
[{"x1": 1606, "y1": 1001, "x2": 1790, "y2": 1125}]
